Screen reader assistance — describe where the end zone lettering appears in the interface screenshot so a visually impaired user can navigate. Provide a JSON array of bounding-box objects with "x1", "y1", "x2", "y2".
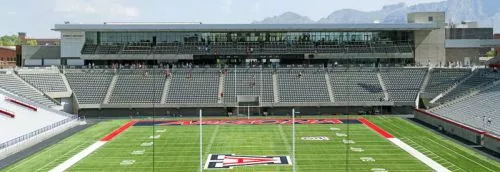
[
  {"x1": 204, "y1": 154, "x2": 291, "y2": 169},
  {"x1": 301, "y1": 136, "x2": 330, "y2": 141}
]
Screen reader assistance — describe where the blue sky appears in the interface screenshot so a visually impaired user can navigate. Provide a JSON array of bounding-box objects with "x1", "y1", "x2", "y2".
[{"x1": 0, "y1": 0, "x2": 442, "y2": 38}]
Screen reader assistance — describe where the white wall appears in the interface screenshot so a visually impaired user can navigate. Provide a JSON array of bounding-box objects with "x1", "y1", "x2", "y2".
[{"x1": 61, "y1": 31, "x2": 85, "y2": 58}]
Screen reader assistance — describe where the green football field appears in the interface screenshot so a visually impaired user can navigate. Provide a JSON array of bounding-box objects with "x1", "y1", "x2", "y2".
[{"x1": 2, "y1": 116, "x2": 499, "y2": 172}]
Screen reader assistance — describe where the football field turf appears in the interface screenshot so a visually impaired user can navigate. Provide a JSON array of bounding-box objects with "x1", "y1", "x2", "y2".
[
  {"x1": 69, "y1": 120, "x2": 429, "y2": 172},
  {"x1": 2, "y1": 116, "x2": 499, "y2": 172}
]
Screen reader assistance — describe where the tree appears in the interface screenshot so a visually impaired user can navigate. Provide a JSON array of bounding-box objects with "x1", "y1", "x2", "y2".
[
  {"x1": 0, "y1": 35, "x2": 20, "y2": 46},
  {"x1": 26, "y1": 39, "x2": 38, "y2": 46},
  {"x1": 486, "y1": 49, "x2": 497, "y2": 57}
]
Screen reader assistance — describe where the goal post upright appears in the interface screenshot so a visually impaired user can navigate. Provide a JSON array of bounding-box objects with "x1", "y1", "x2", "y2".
[
  {"x1": 292, "y1": 108, "x2": 296, "y2": 172},
  {"x1": 199, "y1": 109, "x2": 203, "y2": 172}
]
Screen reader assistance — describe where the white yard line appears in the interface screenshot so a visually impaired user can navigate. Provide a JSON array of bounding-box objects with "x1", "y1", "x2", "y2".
[
  {"x1": 424, "y1": 137, "x2": 496, "y2": 171},
  {"x1": 6, "y1": 142, "x2": 63, "y2": 172},
  {"x1": 278, "y1": 125, "x2": 292, "y2": 154},
  {"x1": 49, "y1": 141, "x2": 107, "y2": 172},
  {"x1": 205, "y1": 125, "x2": 220, "y2": 154},
  {"x1": 402, "y1": 138, "x2": 464, "y2": 171},
  {"x1": 388, "y1": 138, "x2": 450, "y2": 172},
  {"x1": 278, "y1": 125, "x2": 297, "y2": 171},
  {"x1": 36, "y1": 143, "x2": 86, "y2": 172}
]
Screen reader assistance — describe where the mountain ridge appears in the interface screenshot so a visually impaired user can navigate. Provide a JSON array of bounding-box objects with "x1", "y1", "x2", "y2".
[{"x1": 252, "y1": 0, "x2": 500, "y2": 32}]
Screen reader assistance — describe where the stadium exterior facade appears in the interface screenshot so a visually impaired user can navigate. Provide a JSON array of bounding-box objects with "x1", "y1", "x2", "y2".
[{"x1": 52, "y1": 12, "x2": 445, "y2": 67}]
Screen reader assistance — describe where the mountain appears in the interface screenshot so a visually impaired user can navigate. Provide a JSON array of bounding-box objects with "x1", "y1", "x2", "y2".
[
  {"x1": 251, "y1": 12, "x2": 314, "y2": 24},
  {"x1": 252, "y1": 0, "x2": 500, "y2": 32},
  {"x1": 318, "y1": 3, "x2": 405, "y2": 23}
]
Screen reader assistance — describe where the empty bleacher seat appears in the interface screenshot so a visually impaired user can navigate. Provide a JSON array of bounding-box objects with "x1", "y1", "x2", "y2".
[
  {"x1": 330, "y1": 69, "x2": 384, "y2": 102},
  {"x1": 278, "y1": 68, "x2": 330, "y2": 103},
  {"x1": 65, "y1": 70, "x2": 114, "y2": 104},
  {"x1": 0, "y1": 73, "x2": 56, "y2": 107},
  {"x1": 19, "y1": 73, "x2": 68, "y2": 93},
  {"x1": 437, "y1": 69, "x2": 500, "y2": 104},
  {"x1": 224, "y1": 68, "x2": 274, "y2": 103},
  {"x1": 380, "y1": 68, "x2": 426, "y2": 102},
  {"x1": 425, "y1": 68, "x2": 471, "y2": 94},
  {"x1": 166, "y1": 68, "x2": 219, "y2": 104},
  {"x1": 109, "y1": 70, "x2": 165, "y2": 104},
  {"x1": 431, "y1": 84, "x2": 500, "y2": 135}
]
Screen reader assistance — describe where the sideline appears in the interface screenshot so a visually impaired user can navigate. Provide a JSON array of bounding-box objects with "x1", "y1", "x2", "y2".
[
  {"x1": 49, "y1": 120, "x2": 137, "y2": 172},
  {"x1": 359, "y1": 118, "x2": 450, "y2": 172}
]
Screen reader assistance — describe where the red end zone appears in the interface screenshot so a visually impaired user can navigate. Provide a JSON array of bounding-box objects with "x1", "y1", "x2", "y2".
[
  {"x1": 101, "y1": 120, "x2": 138, "y2": 141},
  {"x1": 358, "y1": 118, "x2": 394, "y2": 139}
]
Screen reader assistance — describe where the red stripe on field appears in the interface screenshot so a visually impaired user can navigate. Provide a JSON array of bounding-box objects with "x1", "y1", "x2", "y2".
[
  {"x1": 101, "y1": 120, "x2": 138, "y2": 141},
  {"x1": 358, "y1": 118, "x2": 394, "y2": 138}
]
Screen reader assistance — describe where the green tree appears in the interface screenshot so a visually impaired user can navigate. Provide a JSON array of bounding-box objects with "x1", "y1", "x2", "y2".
[
  {"x1": 0, "y1": 35, "x2": 20, "y2": 46},
  {"x1": 26, "y1": 39, "x2": 38, "y2": 46},
  {"x1": 485, "y1": 50, "x2": 497, "y2": 57}
]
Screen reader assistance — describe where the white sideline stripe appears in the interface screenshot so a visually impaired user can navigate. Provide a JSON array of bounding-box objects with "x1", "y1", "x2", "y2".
[
  {"x1": 388, "y1": 138, "x2": 450, "y2": 172},
  {"x1": 49, "y1": 141, "x2": 107, "y2": 172}
]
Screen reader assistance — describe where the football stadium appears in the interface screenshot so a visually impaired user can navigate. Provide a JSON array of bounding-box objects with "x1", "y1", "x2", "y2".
[{"x1": 0, "y1": 12, "x2": 499, "y2": 172}]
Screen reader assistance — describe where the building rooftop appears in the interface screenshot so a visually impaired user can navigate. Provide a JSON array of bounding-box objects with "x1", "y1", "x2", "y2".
[
  {"x1": 0, "y1": 46, "x2": 16, "y2": 51},
  {"x1": 53, "y1": 23, "x2": 439, "y2": 32}
]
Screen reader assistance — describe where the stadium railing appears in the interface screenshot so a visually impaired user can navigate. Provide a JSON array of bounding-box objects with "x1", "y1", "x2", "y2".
[
  {"x1": 0, "y1": 116, "x2": 78, "y2": 150},
  {"x1": 0, "y1": 89, "x2": 78, "y2": 150}
]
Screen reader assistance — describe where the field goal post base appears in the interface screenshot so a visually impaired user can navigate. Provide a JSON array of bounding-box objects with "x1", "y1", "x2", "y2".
[{"x1": 235, "y1": 95, "x2": 261, "y2": 119}]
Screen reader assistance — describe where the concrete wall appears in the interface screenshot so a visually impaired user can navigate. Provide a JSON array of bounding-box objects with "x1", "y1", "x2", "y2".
[
  {"x1": 483, "y1": 134, "x2": 500, "y2": 154},
  {"x1": 76, "y1": 105, "x2": 409, "y2": 118},
  {"x1": 446, "y1": 48, "x2": 490, "y2": 66},
  {"x1": 0, "y1": 119, "x2": 78, "y2": 160},
  {"x1": 408, "y1": 12, "x2": 446, "y2": 67}
]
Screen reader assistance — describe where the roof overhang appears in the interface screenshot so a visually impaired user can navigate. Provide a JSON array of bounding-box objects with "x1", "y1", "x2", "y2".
[
  {"x1": 446, "y1": 39, "x2": 500, "y2": 48},
  {"x1": 53, "y1": 23, "x2": 439, "y2": 32}
]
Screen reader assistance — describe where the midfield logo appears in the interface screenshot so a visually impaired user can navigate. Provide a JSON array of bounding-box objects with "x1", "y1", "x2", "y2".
[{"x1": 204, "y1": 154, "x2": 291, "y2": 169}]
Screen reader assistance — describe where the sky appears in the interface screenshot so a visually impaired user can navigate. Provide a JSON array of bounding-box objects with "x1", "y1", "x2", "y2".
[{"x1": 0, "y1": 0, "x2": 443, "y2": 38}]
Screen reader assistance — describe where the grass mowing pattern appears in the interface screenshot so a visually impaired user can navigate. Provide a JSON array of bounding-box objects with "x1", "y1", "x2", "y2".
[
  {"x1": 68, "y1": 122, "x2": 429, "y2": 171},
  {"x1": 2, "y1": 116, "x2": 499, "y2": 171},
  {"x1": 1, "y1": 120, "x2": 125, "y2": 172},
  {"x1": 367, "y1": 116, "x2": 500, "y2": 172}
]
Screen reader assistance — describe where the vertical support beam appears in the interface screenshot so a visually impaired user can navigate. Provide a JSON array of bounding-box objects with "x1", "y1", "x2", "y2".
[
  {"x1": 199, "y1": 109, "x2": 203, "y2": 172},
  {"x1": 292, "y1": 108, "x2": 296, "y2": 172}
]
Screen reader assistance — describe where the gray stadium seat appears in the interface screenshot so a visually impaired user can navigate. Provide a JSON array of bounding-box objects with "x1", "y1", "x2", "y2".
[
  {"x1": 166, "y1": 68, "x2": 219, "y2": 104},
  {"x1": 278, "y1": 68, "x2": 330, "y2": 103},
  {"x1": 380, "y1": 68, "x2": 426, "y2": 102},
  {"x1": 330, "y1": 69, "x2": 384, "y2": 102},
  {"x1": 65, "y1": 70, "x2": 114, "y2": 104},
  {"x1": 109, "y1": 70, "x2": 165, "y2": 104}
]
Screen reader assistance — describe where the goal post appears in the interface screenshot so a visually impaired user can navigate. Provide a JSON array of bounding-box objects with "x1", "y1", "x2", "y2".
[{"x1": 236, "y1": 95, "x2": 261, "y2": 118}]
